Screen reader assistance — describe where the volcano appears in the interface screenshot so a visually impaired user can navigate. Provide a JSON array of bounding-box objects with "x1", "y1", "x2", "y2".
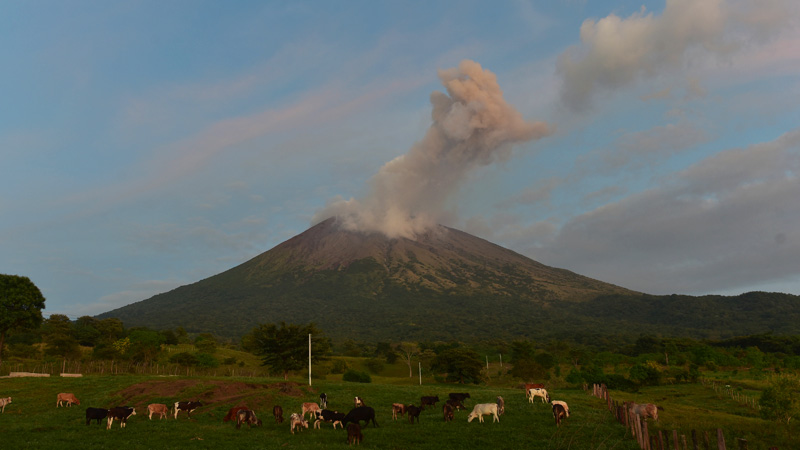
[{"x1": 98, "y1": 218, "x2": 638, "y2": 341}]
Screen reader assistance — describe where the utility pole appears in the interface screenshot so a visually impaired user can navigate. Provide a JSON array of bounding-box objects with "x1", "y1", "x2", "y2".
[
  {"x1": 418, "y1": 362, "x2": 422, "y2": 385},
  {"x1": 308, "y1": 333, "x2": 312, "y2": 386}
]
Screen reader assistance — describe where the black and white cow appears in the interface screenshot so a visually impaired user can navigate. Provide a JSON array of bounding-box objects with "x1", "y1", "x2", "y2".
[
  {"x1": 319, "y1": 393, "x2": 328, "y2": 409},
  {"x1": 173, "y1": 401, "x2": 203, "y2": 419},
  {"x1": 106, "y1": 406, "x2": 136, "y2": 429},
  {"x1": 314, "y1": 409, "x2": 345, "y2": 429}
]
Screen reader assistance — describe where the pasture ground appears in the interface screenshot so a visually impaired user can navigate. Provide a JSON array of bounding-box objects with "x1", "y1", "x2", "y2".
[{"x1": 1, "y1": 374, "x2": 636, "y2": 450}]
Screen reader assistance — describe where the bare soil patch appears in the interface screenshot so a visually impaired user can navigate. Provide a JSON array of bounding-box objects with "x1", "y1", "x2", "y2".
[{"x1": 112, "y1": 379, "x2": 308, "y2": 416}]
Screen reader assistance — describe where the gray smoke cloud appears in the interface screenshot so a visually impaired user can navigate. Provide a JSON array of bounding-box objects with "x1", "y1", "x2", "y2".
[{"x1": 314, "y1": 60, "x2": 552, "y2": 239}]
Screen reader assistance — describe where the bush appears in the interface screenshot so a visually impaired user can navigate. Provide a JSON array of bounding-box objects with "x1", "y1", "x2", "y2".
[
  {"x1": 364, "y1": 357, "x2": 385, "y2": 374},
  {"x1": 195, "y1": 353, "x2": 219, "y2": 368},
  {"x1": 222, "y1": 357, "x2": 237, "y2": 365},
  {"x1": 330, "y1": 359, "x2": 349, "y2": 374},
  {"x1": 342, "y1": 369, "x2": 371, "y2": 383},
  {"x1": 169, "y1": 352, "x2": 199, "y2": 366}
]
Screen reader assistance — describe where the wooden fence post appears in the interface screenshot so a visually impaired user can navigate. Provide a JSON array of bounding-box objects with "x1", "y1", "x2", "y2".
[
  {"x1": 717, "y1": 429, "x2": 726, "y2": 450},
  {"x1": 704, "y1": 431, "x2": 711, "y2": 450},
  {"x1": 736, "y1": 438, "x2": 747, "y2": 450},
  {"x1": 673, "y1": 430, "x2": 680, "y2": 450},
  {"x1": 682, "y1": 434, "x2": 688, "y2": 450}
]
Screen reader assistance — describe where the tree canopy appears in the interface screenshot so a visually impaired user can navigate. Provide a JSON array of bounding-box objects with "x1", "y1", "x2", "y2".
[
  {"x1": 243, "y1": 322, "x2": 330, "y2": 380},
  {"x1": 0, "y1": 274, "x2": 46, "y2": 365}
]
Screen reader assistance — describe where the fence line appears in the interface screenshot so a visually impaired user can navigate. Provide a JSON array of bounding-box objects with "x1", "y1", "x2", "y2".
[
  {"x1": 0, "y1": 359, "x2": 271, "y2": 379},
  {"x1": 589, "y1": 384, "x2": 777, "y2": 450}
]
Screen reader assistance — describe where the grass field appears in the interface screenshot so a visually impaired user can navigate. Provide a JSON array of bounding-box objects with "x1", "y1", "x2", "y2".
[{"x1": 1, "y1": 374, "x2": 638, "y2": 450}]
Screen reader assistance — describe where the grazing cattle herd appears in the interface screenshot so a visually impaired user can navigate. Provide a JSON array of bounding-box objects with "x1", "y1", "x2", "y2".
[{"x1": 0, "y1": 381, "x2": 665, "y2": 445}]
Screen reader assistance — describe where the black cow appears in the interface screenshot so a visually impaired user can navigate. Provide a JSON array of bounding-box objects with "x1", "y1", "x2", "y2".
[
  {"x1": 314, "y1": 409, "x2": 345, "y2": 429},
  {"x1": 85, "y1": 407, "x2": 108, "y2": 425},
  {"x1": 420, "y1": 396, "x2": 439, "y2": 407},
  {"x1": 445, "y1": 398, "x2": 465, "y2": 411},
  {"x1": 106, "y1": 406, "x2": 136, "y2": 429},
  {"x1": 342, "y1": 406, "x2": 378, "y2": 428},
  {"x1": 173, "y1": 401, "x2": 202, "y2": 419},
  {"x1": 406, "y1": 405, "x2": 422, "y2": 424},
  {"x1": 448, "y1": 393, "x2": 470, "y2": 403},
  {"x1": 319, "y1": 393, "x2": 328, "y2": 409},
  {"x1": 236, "y1": 409, "x2": 262, "y2": 429}
]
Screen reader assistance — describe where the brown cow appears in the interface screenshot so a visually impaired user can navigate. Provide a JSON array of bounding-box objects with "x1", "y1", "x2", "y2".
[
  {"x1": 147, "y1": 403, "x2": 168, "y2": 420},
  {"x1": 347, "y1": 422, "x2": 363, "y2": 445},
  {"x1": 553, "y1": 403, "x2": 567, "y2": 427},
  {"x1": 628, "y1": 402, "x2": 660, "y2": 422},
  {"x1": 391, "y1": 403, "x2": 406, "y2": 420},
  {"x1": 0, "y1": 397, "x2": 11, "y2": 413},
  {"x1": 273, "y1": 405, "x2": 284, "y2": 423},
  {"x1": 406, "y1": 405, "x2": 422, "y2": 424},
  {"x1": 236, "y1": 409, "x2": 262, "y2": 429},
  {"x1": 443, "y1": 403, "x2": 454, "y2": 422},
  {"x1": 56, "y1": 393, "x2": 80, "y2": 407},
  {"x1": 302, "y1": 402, "x2": 321, "y2": 420},
  {"x1": 224, "y1": 406, "x2": 249, "y2": 422}
]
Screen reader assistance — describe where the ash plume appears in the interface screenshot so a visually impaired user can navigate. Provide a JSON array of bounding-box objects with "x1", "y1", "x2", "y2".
[{"x1": 314, "y1": 60, "x2": 552, "y2": 239}]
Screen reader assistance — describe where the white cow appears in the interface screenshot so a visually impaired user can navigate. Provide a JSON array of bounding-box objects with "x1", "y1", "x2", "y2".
[
  {"x1": 528, "y1": 388, "x2": 549, "y2": 403},
  {"x1": 0, "y1": 397, "x2": 10, "y2": 413},
  {"x1": 550, "y1": 400, "x2": 569, "y2": 417},
  {"x1": 467, "y1": 403, "x2": 499, "y2": 423}
]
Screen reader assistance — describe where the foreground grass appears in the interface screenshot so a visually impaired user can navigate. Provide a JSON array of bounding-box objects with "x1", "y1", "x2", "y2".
[{"x1": 1, "y1": 374, "x2": 637, "y2": 450}]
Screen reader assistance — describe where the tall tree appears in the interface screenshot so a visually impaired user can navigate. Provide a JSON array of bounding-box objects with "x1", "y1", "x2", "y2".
[
  {"x1": 244, "y1": 322, "x2": 330, "y2": 380},
  {"x1": 430, "y1": 347, "x2": 484, "y2": 384},
  {"x1": 397, "y1": 342, "x2": 419, "y2": 378},
  {"x1": 0, "y1": 274, "x2": 46, "y2": 365}
]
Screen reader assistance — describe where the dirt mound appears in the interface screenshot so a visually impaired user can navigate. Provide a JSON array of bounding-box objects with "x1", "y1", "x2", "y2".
[{"x1": 113, "y1": 379, "x2": 308, "y2": 414}]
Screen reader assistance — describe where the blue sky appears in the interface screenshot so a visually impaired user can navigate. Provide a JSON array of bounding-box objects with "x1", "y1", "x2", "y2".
[{"x1": 2, "y1": 0, "x2": 799, "y2": 319}]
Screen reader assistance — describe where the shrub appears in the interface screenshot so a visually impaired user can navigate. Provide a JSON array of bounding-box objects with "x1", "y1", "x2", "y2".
[
  {"x1": 169, "y1": 352, "x2": 199, "y2": 366},
  {"x1": 364, "y1": 357, "x2": 385, "y2": 374},
  {"x1": 342, "y1": 369, "x2": 371, "y2": 383},
  {"x1": 195, "y1": 353, "x2": 219, "y2": 368},
  {"x1": 330, "y1": 359, "x2": 349, "y2": 374}
]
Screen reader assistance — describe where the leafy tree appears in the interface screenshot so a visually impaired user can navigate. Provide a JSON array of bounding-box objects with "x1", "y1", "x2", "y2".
[
  {"x1": 244, "y1": 322, "x2": 330, "y2": 380},
  {"x1": 127, "y1": 329, "x2": 164, "y2": 362},
  {"x1": 169, "y1": 352, "x2": 199, "y2": 366},
  {"x1": 0, "y1": 274, "x2": 46, "y2": 365},
  {"x1": 74, "y1": 316, "x2": 101, "y2": 347},
  {"x1": 760, "y1": 376, "x2": 800, "y2": 424},
  {"x1": 629, "y1": 361, "x2": 662, "y2": 386},
  {"x1": 430, "y1": 347, "x2": 484, "y2": 384},
  {"x1": 194, "y1": 333, "x2": 217, "y2": 354},
  {"x1": 42, "y1": 314, "x2": 81, "y2": 359}
]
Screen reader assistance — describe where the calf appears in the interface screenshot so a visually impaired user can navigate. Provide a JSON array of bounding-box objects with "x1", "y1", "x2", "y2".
[
  {"x1": 406, "y1": 405, "x2": 422, "y2": 424},
  {"x1": 302, "y1": 402, "x2": 322, "y2": 420},
  {"x1": 85, "y1": 407, "x2": 108, "y2": 425},
  {"x1": 314, "y1": 409, "x2": 345, "y2": 429},
  {"x1": 273, "y1": 405, "x2": 284, "y2": 423},
  {"x1": 628, "y1": 402, "x2": 659, "y2": 422},
  {"x1": 289, "y1": 412, "x2": 308, "y2": 434},
  {"x1": 236, "y1": 409, "x2": 262, "y2": 429},
  {"x1": 319, "y1": 393, "x2": 328, "y2": 409},
  {"x1": 528, "y1": 388, "x2": 550, "y2": 403},
  {"x1": 496, "y1": 396, "x2": 505, "y2": 415},
  {"x1": 342, "y1": 406, "x2": 378, "y2": 428},
  {"x1": 467, "y1": 403, "x2": 499, "y2": 423},
  {"x1": 420, "y1": 395, "x2": 439, "y2": 407},
  {"x1": 445, "y1": 398, "x2": 465, "y2": 411},
  {"x1": 550, "y1": 400, "x2": 569, "y2": 417},
  {"x1": 354, "y1": 396, "x2": 364, "y2": 408},
  {"x1": 56, "y1": 393, "x2": 80, "y2": 407},
  {"x1": 346, "y1": 422, "x2": 363, "y2": 445},
  {"x1": 106, "y1": 406, "x2": 136, "y2": 429},
  {"x1": 173, "y1": 401, "x2": 202, "y2": 419},
  {"x1": 553, "y1": 403, "x2": 567, "y2": 427},
  {"x1": 443, "y1": 403, "x2": 454, "y2": 422},
  {"x1": 448, "y1": 392, "x2": 470, "y2": 403},
  {"x1": 147, "y1": 403, "x2": 168, "y2": 420},
  {"x1": 223, "y1": 406, "x2": 249, "y2": 423},
  {"x1": 391, "y1": 403, "x2": 406, "y2": 420},
  {"x1": 0, "y1": 397, "x2": 11, "y2": 413}
]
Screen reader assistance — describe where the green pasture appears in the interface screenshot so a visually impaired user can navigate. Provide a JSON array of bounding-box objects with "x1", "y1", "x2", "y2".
[{"x1": 1, "y1": 374, "x2": 636, "y2": 450}]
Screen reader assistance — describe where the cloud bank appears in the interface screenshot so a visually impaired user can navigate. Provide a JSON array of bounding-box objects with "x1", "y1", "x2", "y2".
[
  {"x1": 556, "y1": 0, "x2": 797, "y2": 111},
  {"x1": 314, "y1": 60, "x2": 552, "y2": 238}
]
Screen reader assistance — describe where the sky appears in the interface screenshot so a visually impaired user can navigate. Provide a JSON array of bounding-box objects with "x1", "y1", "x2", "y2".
[{"x1": 2, "y1": 0, "x2": 799, "y2": 320}]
